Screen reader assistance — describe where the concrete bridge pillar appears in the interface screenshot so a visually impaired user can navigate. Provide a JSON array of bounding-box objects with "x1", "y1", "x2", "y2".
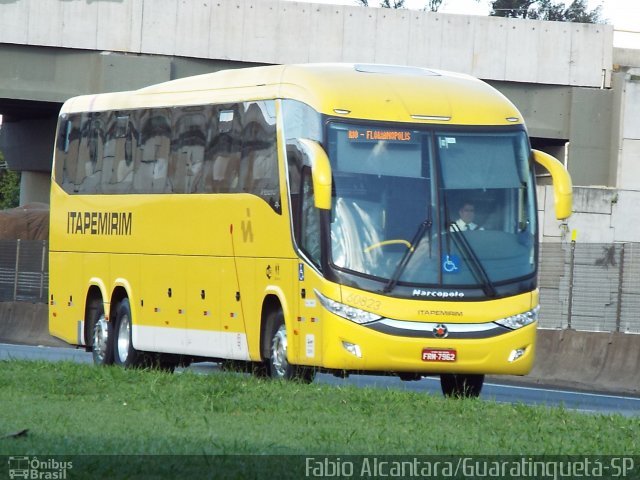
[{"x1": 20, "y1": 171, "x2": 50, "y2": 205}]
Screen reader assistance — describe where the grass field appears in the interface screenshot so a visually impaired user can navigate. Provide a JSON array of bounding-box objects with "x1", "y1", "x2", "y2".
[{"x1": 1, "y1": 360, "x2": 639, "y2": 478}]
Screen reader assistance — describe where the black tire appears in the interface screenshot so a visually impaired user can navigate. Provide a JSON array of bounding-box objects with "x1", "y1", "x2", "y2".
[
  {"x1": 89, "y1": 300, "x2": 114, "y2": 366},
  {"x1": 265, "y1": 310, "x2": 315, "y2": 383},
  {"x1": 440, "y1": 374, "x2": 484, "y2": 398},
  {"x1": 223, "y1": 360, "x2": 268, "y2": 377},
  {"x1": 398, "y1": 373, "x2": 422, "y2": 382},
  {"x1": 143, "y1": 353, "x2": 177, "y2": 373},
  {"x1": 113, "y1": 298, "x2": 142, "y2": 368}
]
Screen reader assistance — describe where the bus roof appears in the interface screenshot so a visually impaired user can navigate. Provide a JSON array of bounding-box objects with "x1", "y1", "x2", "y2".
[{"x1": 60, "y1": 63, "x2": 523, "y2": 126}]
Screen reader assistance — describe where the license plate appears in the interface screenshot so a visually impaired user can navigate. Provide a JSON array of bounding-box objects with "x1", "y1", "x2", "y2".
[{"x1": 422, "y1": 348, "x2": 457, "y2": 362}]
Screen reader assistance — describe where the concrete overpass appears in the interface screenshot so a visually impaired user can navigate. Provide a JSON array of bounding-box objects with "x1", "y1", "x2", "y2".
[{"x1": 0, "y1": 0, "x2": 637, "y2": 207}]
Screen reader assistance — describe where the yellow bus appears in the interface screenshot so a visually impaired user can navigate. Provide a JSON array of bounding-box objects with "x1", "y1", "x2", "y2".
[{"x1": 49, "y1": 63, "x2": 572, "y2": 397}]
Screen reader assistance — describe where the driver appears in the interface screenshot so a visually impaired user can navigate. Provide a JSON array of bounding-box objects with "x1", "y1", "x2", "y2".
[{"x1": 452, "y1": 202, "x2": 483, "y2": 231}]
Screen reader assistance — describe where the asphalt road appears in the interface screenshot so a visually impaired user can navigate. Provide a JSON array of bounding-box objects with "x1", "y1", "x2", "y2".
[{"x1": 2, "y1": 342, "x2": 639, "y2": 417}]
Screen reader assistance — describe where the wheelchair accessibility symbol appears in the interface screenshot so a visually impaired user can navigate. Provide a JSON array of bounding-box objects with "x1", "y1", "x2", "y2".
[{"x1": 442, "y1": 254, "x2": 460, "y2": 273}]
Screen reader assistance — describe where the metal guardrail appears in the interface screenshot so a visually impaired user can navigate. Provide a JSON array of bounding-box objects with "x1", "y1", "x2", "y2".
[
  {"x1": 1, "y1": 240, "x2": 638, "y2": 333},
  {"x1": 0, "y1": 240, "x2": 48, "y2": 303},
  {"x1": 539, "y1": 241, "x2": 640, "y2": 333}
]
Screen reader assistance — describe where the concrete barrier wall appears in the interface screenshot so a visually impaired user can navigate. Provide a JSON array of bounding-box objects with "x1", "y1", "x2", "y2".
[
  {"x1": 1, "y1": 302, "x2": 638, "y2": 394},
  {"x1": 0, "y1": 0, "x2": 613, "y2": 88},
  {"x1": 0, "y1": 302, "x2": 67, "y2": 347},
  {"x1": 519, "y1": 329, "x2": 640, "y2": 394},
  {"x1": 538, "y1": 185, "x2": 640, "y2": 243}
]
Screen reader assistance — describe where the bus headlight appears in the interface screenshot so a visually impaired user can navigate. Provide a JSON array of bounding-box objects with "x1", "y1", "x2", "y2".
[
  {"x1": 315, "y1": 290, "x2": 382, "y2": 325},
  {"x1": 495, "y1": 306, "x2": 539, "y2": 330}
]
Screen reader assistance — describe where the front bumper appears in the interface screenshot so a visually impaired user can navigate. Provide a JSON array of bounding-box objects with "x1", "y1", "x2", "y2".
[{"x1": 320, "y1": 314, "x2": 537, "y2": 375}]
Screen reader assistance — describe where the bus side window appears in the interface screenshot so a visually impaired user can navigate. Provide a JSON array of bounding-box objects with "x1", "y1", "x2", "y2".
[
  {"x1": 194, "y1": 105, "x2": 217, "y2": 193},
  {"x1": 117, "y1": 115, "x2": 136, "y2": 190},
  {"x1": 54, "y1": 116, "x2": 68, "y2": 188},
  {"x1": 59, "y1": 114, "x2": 81, "y2": 193},
  {"x1": 287, "y1": 142, "x2": 320, "y2": 268},
  {"x1": 287, "y1": 145, "x2": 303, "y2": 242},
  {"x1": 101, "y1": 113, "x2": 137, "y2": 193},
  {"x1": 169, "y1": 107, "x2": 206, "y2": 194},
  {"x1": 77, "y1": 112, "x2": 105, "y2": 194},
  {"x1": 134, "y1": 109, "x2": 170, "y2": 193},
  {"x1": 101, "y1": 113, "x2": 117, "y2": 189},
  {"x1": 73, "y1": 113, "x2": 91, "y2": 188},
  {"x1": 300, "y1": 168, "x2": 321, "y2": 267},
  {"x1": 240, "y1": 101, "x2": 280, "y2": 212},
  {"x1": 209, "y1": 137, "x2": 241, "y2": 193},
  {"x1": 205, "y1": 105, "x2": 242, "y2": 194}
]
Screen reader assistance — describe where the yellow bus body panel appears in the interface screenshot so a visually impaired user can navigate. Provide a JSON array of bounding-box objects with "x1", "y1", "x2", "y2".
[{"x1": 60, "y1": 64, "x2": 522, "y2": 127}]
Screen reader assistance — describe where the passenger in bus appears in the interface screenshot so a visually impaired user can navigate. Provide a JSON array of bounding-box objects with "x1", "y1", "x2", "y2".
[{"x1": 452, "y1": 202, "x2": 483, "y2": 231}]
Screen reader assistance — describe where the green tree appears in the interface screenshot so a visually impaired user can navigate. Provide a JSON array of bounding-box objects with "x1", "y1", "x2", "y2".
[
  {"x1": 490, "y1": 0, "x2": 603, "y2": 23},
  {"x1": 380, "y1": 0, "x2": 405, "y2": 7},
  {"x1": 355, "y1": 0, "x2": 471, "y2": 13},
  {"x1": 355, "y1": 0, "x2": 406, "y2": 8},
  {"x1": 424, "y1": 0, "x2": 444, "y2": 11},
  {"x1": 489, "y1": 0, "x2": 534, "y2": 18},
  {"x1": 561, "y1": 0, "x2": 603, "y2": 22},
  {"x1": 0, "y1": 152, "x2": 21, "y2": 209}
]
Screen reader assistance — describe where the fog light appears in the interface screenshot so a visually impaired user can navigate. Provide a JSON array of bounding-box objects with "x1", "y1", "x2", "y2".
[
  {"x1": 508, "y1": 348, "x2": 526, "y2": 363},
  {"x1": 342, "y1": 341, "x2": 362, "y2": 358}
]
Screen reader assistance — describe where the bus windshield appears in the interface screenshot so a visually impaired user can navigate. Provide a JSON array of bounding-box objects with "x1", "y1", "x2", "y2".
[{"x1": 326, "y1": 122, "x2": 537, "y2": 294}]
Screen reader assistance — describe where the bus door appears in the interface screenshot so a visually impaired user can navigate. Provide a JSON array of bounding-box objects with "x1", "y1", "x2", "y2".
[
  {"x1": 296, "y1": 261, "x2": 324, "y2": 367},
  {"x1": 293, "y1": 171, "x2": 324, "y2": 367}
]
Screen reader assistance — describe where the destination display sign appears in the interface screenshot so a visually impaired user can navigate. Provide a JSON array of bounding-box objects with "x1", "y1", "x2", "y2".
[{"x1": 347, "y1": 128, "x2": 414, "y2": 142}]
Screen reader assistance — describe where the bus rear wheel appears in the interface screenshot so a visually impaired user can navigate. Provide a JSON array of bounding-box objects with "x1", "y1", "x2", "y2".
[
  {"x1": 440, "y1": 374, "x2": 484, "y2": 398},
  {"x1": 113, "y1": 298, "x2": 142, "y2": 368},
  {"x1": 90, "y1": 301, "x2": 113, "y2": 366},
  {"x1": 265, "y1": 310, "x2": 314, "y2": 383}
]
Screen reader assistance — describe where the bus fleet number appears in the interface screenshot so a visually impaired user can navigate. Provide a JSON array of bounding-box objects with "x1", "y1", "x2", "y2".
[{"x1": 344, "y1": 293, "x2": 381, "y2": 312}]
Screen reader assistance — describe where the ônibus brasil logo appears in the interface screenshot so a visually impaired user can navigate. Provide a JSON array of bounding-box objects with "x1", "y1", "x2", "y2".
[{"x1": 8, "y1": 456, "x2": 72, "y2": 479}]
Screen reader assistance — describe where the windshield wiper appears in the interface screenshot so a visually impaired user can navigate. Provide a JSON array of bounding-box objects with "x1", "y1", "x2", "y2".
[
  {"x1": 383, "y1": 218, "x2": 432, "y2": 294},
  {"x1": 448, "y1": 223, "x2": 497, "y2": 297}
]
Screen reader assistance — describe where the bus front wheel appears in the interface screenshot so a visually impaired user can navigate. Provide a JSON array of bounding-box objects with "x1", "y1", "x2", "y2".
[
  {"x1": 265, "y1": 310, "x2": 314, "y2": 383},
  {"x1": 113, "y1": 298, "x2": 141, "y2": 368},
  {"x1": 440, "y1": 373, "x2": 484, "y2": 398}
]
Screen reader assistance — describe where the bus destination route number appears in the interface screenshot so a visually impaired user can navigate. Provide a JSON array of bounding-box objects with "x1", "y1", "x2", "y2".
[{"x1": 421, "y1": 348, "x2": 457, "y2": 362}]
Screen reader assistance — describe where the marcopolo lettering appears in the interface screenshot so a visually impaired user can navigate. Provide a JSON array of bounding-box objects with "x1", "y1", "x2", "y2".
[
  {"x1": 67, "y1": 211, "x2": 132, "y2": 236},
  {"x1": 412, "y1": 289, "x2": 464, "y2": 298}
]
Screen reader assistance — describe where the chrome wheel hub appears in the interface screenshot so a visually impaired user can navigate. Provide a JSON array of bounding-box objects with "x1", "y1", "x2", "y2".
[
  {"x1": 93, "y1": 315, "x2": 109, "y2": 363},
  {"x1": 117, "y1": 313, "x2": 131, "y2": 363},
  {"x1": 271, "y1": 325, "x2": 288, "y2": 378}
]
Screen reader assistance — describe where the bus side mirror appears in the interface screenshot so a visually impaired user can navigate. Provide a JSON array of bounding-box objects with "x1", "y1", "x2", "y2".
[
  {"x1": 298, "y1": 139, "x2": 332, "y2": 210},
  {"x1": 532, "y1": 149, "x2": 573, "y2": 220}
]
